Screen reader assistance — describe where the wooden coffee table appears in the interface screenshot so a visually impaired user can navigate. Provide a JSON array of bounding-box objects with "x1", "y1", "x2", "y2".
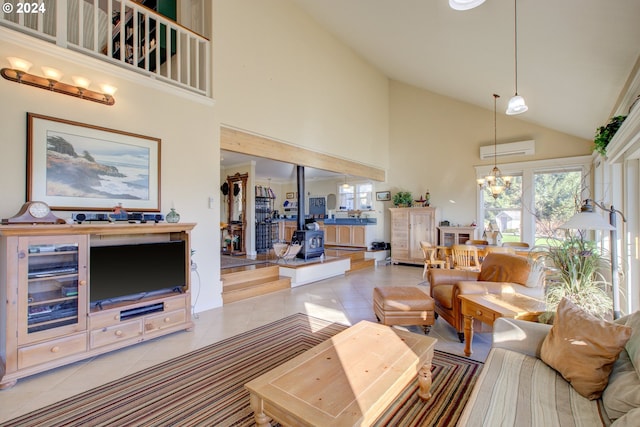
[
  {"x1": 459, "y1": 293, "x2": 545, "y2": 356},
  {"x1": 245, "y1": 320, "x2": 437, "y2": 426}
]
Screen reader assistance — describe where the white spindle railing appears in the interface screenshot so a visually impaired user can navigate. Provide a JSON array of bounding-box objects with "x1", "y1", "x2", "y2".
[{"x1": 0, "y1": 0, "x2": 210, "y2": 97}]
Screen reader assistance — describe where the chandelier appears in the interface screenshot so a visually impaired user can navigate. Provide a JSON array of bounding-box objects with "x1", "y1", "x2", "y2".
[{"x1": 477, "y1": 94, "x2": 511, "y2": 198}]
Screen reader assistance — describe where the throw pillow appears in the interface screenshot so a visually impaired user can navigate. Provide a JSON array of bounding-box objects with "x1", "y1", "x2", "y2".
[{"x1": 540, "y1": 298, "x2": 632, "y2": 400}]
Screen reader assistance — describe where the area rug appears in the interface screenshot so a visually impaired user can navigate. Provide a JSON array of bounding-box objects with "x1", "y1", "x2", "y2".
[
  {"x1": 1, "y1": 314, "x2": 482, "y2": 427},
  {"x1": 220, "y1": 255, "x2": 271, "y2": 269}
]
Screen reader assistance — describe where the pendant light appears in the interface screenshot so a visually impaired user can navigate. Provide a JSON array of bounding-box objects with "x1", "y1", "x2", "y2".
[
  {"x1": 506, "y1": 0, "x2": 528, "y2": 115},
  {"x1": 478, "y1": 94, "x2": 511, "y2": 198},
  {"x1": 449, "y1": 0, "x2": 485, "y2": 11}
]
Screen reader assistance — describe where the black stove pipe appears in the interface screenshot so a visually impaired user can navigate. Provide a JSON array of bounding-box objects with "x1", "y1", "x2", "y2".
[{"x1": 297, "y1": 165, "x2": 305, "y2": 230}]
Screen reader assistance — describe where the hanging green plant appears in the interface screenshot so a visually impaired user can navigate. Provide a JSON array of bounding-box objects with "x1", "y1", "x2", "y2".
[{"x1": 594, "y1": 115, "x2": 626, "y2": 156}]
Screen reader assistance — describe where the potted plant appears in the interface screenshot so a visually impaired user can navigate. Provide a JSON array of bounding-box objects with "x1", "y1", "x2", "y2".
[
  {"x1": 534, "y1": 236, "x2": 612, "y2": 322},
  {"x1": 393, "y1": 191, "x2": 413, "y2": 207},
  {"x1": 594, "y1": 115, "x2": 626, "y2": 156}
]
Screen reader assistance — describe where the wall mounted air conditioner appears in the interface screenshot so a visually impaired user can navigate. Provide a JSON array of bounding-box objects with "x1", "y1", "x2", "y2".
[{"x1": 480, "y1": 140, "x2": 535, "y2": 160}]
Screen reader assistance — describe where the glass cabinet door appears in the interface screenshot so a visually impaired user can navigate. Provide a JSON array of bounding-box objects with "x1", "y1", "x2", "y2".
[{"x1": 18, "y1": 235, "x2": 88, "y2": 343}]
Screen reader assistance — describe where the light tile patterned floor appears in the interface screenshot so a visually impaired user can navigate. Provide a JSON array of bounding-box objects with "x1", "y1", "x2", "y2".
[{"x1": 0, "y1": 264, "x2": 491, "y2": 422}]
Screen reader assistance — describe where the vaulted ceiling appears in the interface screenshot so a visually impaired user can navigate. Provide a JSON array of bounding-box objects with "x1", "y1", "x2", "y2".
[
  {"x1": 222, "y1": 0, "x2": 640, "y2": 180},
  {"x1": 293, "y1": 0, "x2": 640, "y2": 140}
]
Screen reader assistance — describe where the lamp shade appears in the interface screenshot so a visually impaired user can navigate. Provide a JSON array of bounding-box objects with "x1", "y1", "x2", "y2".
[
  {"x1": 560, "y1": 211, "x2": 614, "y2": 231},
  {"x1": 506, "y1": 94, "x2": 528, "y2": 115}
]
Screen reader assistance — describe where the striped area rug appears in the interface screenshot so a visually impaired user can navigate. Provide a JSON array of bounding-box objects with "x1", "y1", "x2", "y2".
[{"x1": 2, "y1": 314, "x2": 482, "y2": 427}]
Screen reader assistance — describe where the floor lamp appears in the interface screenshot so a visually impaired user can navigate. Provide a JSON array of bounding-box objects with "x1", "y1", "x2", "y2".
[{"x1": 560, "y1": 199, "x2": 627, "y2": 319}]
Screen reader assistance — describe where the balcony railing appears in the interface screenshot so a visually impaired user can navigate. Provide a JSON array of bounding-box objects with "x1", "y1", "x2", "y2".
[{"x1": 1, "y1": 0, "x2": 210, "y2": 97}]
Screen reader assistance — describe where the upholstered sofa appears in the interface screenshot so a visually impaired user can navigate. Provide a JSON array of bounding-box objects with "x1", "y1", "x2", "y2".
[
  {"x1": 428, "y1": 252, "x2": 544, "y2": 341},
  {"x1": 457, "y1": 305, "x2": 640, "y2": 426}
]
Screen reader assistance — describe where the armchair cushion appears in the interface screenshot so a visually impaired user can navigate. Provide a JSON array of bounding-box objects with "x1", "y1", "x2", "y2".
[
  {"x1": 432, "y1": 285, "x2": 454, "y2": 309},
  {"x1": 478, "y1": 253, "x2": 530, "y2": 286},
  {"x1": 541, "y1": 298, "x2": 632, "y2": 400}
]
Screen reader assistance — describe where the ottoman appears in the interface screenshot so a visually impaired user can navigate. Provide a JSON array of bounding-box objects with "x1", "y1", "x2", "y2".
[{"x1": 373, "y1": 287, "x2": 435, "y2": 334}]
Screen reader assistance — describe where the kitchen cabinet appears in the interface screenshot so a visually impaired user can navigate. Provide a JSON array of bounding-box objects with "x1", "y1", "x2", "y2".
[
  {"x1": 389, "y1": 207, "x2": 437, "y2": 265},
  {"x1": 324, "y1": 224, "x2": 370, "y2": 248},
  {"x1": 276, "y1": 222, "x2": 297, "y2": 243}
]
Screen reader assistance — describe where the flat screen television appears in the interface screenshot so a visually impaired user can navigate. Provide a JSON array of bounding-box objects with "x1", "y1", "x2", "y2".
[{"x1": 89, "y1": 240, "x2": 186, "y2": 308}]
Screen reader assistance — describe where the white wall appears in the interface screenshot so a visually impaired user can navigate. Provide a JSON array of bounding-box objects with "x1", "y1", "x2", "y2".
[
  {"x1": 212, "y1": 0, "x2": 390, "y2": 173},
  {"x1": 385, "y1": 80, "x2": 593, "y2": 241},
  {"x1": 0, "y1": 34, "x2": 220, "y2": 312}
]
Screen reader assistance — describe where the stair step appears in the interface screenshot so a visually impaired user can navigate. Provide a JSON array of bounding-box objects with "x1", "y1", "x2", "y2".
[
  {"x1": 325, "y1": 248, "x2": 365, "y2": 261},
  {"x1": 347, "y1": 258, "x2": 375, "y2": 273},
  {"x1": 221, "y1": 264, "x2": 280, "y2": 287},
  {"x1": 222, "y1": 277, "x2": 291, "y2": 304}
]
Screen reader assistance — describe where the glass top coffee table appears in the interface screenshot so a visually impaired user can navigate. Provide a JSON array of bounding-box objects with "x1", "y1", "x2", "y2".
[{"x1": 245, "y1": 320, "x2": 437, "y2": 426}]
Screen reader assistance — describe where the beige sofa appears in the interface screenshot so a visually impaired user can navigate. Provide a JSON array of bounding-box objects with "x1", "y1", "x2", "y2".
[{"x1": 457, "y1": 313, "x2": 640, "y2": 426}]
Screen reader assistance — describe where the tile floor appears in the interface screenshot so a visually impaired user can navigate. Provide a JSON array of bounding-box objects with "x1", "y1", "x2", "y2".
[{"x1": 0, "y1": 263, "x2": 491, "y2": 423}]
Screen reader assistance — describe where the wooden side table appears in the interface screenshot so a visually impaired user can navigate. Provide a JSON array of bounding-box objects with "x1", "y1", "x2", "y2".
[{"x1": 458, "y1": 293, "x2": 545, "y2": 356}]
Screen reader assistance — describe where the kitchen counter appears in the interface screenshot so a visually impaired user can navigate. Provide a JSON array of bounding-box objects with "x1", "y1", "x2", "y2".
[
  {"x1": 272, "y1": 218, "x2": 376, "y2": 225},
  {"x1": 322, "y1": 218, "x2": 376, "y2": 225}
]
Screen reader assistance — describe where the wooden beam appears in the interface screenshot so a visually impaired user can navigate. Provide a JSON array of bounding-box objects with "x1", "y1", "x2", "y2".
[{"x1": 220, "y1": 127, "x2": 386, "y2": 182}]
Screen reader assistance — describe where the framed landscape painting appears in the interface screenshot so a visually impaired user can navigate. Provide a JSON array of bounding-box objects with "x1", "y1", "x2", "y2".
[
  {"x1": 376, "y1": 191, "x2": 391, "y2": 201},
  {"x1": 27, "y1": 113, "x2": 161, "y2": 211}
]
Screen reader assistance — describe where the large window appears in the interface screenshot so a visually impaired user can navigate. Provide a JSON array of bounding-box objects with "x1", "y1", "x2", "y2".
[
  {"x1": 534, "y1": 170, "x2": 582, "y2": 245},
  {"x1": 476, "y1": 156, "x2": 592, "y2": 246},
  {"x1": 483, "y1": 175, "x2": 522, "y2": 243},
  {"x1": 338, "y1": 182, "x2": 373, "y2": 210}
]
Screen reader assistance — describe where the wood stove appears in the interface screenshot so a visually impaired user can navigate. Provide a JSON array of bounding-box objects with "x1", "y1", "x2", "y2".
[
  {"x1": 291, "y1": 230, "x2": 324, "y2": 260},
  {"x1": 290, "y1": 165, "x2": 324, "y2": 260}
]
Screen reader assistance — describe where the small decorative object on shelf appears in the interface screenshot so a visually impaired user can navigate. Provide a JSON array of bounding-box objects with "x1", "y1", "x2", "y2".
[
  {"x1": 425, "y1": 190, "x2": 431, "y2": 206},
  {"x1": 166, "y1": 208, "x2": 180, "y2": 223},
  {"x1": 110, "y1": 203, "x2": 127, "y2": 221}
]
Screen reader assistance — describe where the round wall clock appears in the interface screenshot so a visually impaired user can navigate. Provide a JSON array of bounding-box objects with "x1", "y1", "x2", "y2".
[{"x1": 1, "y1": 201, "x2": 66, "y2": 224}]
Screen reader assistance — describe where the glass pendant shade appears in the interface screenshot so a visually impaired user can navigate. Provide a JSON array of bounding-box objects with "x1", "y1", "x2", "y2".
[
  {"x1": 7, "y1": 57, "x2": 32, "y2": 73},
  {"x1": 41, "y1": 66, "x2": 62, "y2": 81},
  {"x1": 449, "y1": 0, "x2": 485, "y2": 10},
  {"x1": 506, "y1": 94, "x2": 528, "y2": 115},
  {"x1": 72, "y1": 76, "x2": 91, "y2": 89}
]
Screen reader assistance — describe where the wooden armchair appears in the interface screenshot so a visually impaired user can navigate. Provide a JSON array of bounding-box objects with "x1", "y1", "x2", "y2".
[
  {"x1": 420, "y1": 241, "x2": 445, "y2": 278},
  {"x1": 484, "y1": 246, "x2": 515, "y2": 255},
  {"x1": 502, "y1": 241, "x2": 530, "y2": 248},
  {"x1": 451, "y1": 244, "x2": 481, "y2": 272},
  {"x1": 465, "y1": 239, "x2": 488, "y2": 245}
]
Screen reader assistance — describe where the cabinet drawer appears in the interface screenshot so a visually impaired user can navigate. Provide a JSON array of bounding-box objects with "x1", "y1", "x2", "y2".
[
  {"x1": 163, "y1": 295, "x2": 187, "y2": 312},
  {"x1": 90, "y1": 310, "x2": 123, "y2": 329},
  {"x1": 145, "y1": 309, "x2": 186, "y2": 333},
  {"x1": 90, "y1": 320, "x2": 143, "y2": 349},
  {"x1": 463, "y1": 303, "x2": 499, "y2": 326},
  {"x1": 18, "y1": 333, "x2": 87, "y2": 369}
]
